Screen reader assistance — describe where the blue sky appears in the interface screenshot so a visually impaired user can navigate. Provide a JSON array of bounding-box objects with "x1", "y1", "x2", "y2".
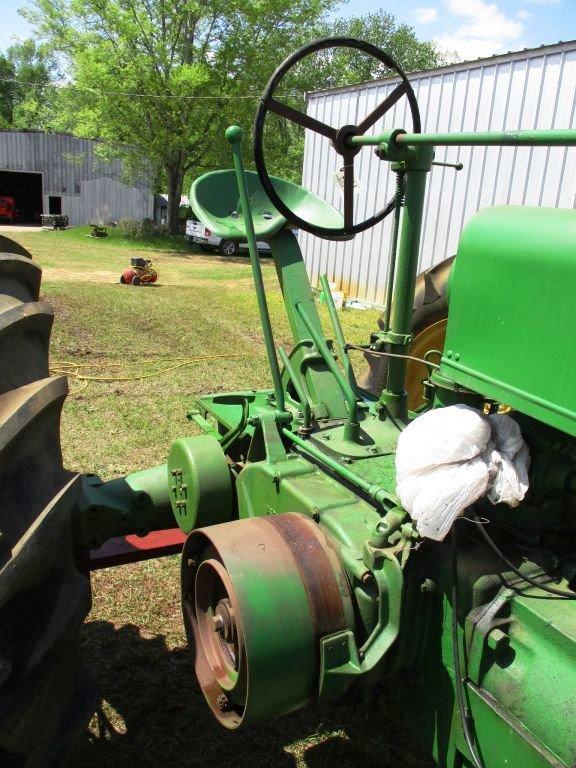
[{"x1": 0, "y1": 0, "x2": 574, "y2": 61}]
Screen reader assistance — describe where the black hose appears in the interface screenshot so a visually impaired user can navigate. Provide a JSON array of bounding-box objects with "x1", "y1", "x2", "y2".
[
  {"x1": 451, "y1": 525, "x2": 486, "y2": 768},
  {"x1": 472, "y1": 513, "x2": 576, "y2": 600}
]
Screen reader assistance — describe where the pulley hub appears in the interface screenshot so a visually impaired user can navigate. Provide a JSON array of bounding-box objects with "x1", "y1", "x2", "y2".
[{"x1": 181, "y1": 512, "x2": 355, "y2": 728}]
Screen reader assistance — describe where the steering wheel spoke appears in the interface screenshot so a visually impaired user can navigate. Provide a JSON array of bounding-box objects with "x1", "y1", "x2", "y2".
[
  {"x1": 357, "y1": 82, "x2": 408, "y2": 134},
  {"x1": 343, "y1": 155, "x2": 355, "y2": 229},
  {"x1": 266, "y1": 97, "x2": 337, "y2": 141},
  {"x1": 254, "y1": 37, "x2": 421, "y2": 238}
]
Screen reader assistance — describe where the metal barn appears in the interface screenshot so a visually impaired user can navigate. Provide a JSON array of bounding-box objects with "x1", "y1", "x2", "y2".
[
  {"x1": 0, "y1": 130, "x2": 153, "y2": 226},
  {"x1": 299, "y1": 40, "x2": 576, "y2": 307}
]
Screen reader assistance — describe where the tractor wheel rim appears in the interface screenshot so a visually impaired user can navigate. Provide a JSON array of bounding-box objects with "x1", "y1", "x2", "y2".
[{"x1": 406, "y1": 318, "x2": 447, "y2": 409}]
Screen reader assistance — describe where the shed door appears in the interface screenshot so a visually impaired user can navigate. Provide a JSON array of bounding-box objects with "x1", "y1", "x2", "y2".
[{"x1": 48, "y1": 196, "x2": 62, "y2": 214}]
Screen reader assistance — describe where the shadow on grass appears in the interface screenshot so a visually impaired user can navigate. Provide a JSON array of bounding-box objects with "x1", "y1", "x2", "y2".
[{"x1": 78, "y1": 621, "x2": 433, "y2": 768}]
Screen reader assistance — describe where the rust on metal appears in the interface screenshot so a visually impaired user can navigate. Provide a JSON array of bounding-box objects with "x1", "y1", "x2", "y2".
[{"x1": 266, "y1": 513, "x2": 349, "y2": 637}]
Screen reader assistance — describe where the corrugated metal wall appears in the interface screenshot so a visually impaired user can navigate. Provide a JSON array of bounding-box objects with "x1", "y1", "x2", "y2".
[
  {"x1": 0, "y1": 131, "x2": 153, "y2": 225},
  {"x1": 300, "y1": 41, "x2": 576, "y2": 306}
]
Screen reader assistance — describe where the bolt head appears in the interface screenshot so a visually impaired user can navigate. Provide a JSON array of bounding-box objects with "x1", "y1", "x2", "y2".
[
  {"x1": 487, "y1": 627, "x2": 509, "y2": 654},
  {"x1": 420, "y1": 578, "x2": 437, "y2": 594}
]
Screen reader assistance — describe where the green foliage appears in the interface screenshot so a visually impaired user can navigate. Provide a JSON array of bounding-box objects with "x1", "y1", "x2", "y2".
[
  {"x1": 116, "y1": 217, "x2": 168, "y2": 241},
  {"x1": 0, "y1": 55, "x2": 16, "y2": 128},
  {"x1": 0, "y1": 40, "x2": 58, "y2": 129},
  {"x1": 179, "y1": 204, "x2": 195, "y2": 221},
  {"x1": 23, "y1": 1, "x2": 442, "y2": 227},
  {"x1": 25, "y1": 0, "x2": 335, "y2": 231},
  {"x1": 316, "y1": 12, "x2": 445, "y2": 78}
]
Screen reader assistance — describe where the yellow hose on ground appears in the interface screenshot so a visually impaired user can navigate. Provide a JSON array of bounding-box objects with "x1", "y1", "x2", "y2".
[{"x1": 50, "y1": 353, "x2": 245, "y2": 384}]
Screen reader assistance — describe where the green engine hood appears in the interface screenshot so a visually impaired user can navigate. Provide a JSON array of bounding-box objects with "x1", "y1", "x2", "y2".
[{"x1": 438, "y1": 205, "x2": 576, "y2": 436}]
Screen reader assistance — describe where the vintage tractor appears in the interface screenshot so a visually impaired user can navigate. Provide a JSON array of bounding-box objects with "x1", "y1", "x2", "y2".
[{"x1": 1, "y1": 37, "x2": 575, "y2": 768}]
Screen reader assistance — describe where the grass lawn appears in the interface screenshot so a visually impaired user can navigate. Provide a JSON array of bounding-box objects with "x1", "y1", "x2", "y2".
[{"x1": 7, "y1": 226, "x2": 431, "y2": 768}]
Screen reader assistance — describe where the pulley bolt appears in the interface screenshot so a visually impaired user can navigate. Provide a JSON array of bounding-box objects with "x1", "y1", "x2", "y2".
[
  {"x1": 420, "y1": 578, "x2": 437, "y2": 594},
  {"x1": 216, "y1": 693, "x2": 231, "y2": 712},
  {"x1": 213, "y1": 614, "x2": 224, "y2": 632}
]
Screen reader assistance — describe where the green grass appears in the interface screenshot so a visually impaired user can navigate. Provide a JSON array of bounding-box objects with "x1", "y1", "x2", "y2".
[
  {"x1": 8, "y1": 227, "x2": 431, "y2": 768},
  {"x1": 50, "y1": 224, "x2": 197, "y2": 253}
]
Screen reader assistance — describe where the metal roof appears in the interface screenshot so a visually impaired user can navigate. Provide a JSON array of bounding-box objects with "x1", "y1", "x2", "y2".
[{"x1": 306, "y1": 39, "x2": 576, "y2": 100}]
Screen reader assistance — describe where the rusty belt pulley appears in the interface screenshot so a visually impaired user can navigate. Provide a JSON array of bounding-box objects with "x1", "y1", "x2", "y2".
[{"x1": 181, "y1": 512, "x2": 355, "y2": 728}]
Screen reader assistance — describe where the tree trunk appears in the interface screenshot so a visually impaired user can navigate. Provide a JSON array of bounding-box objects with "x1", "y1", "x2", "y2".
[{"x1": 166, "y1": 163, "x2": 185, "y2": 235}]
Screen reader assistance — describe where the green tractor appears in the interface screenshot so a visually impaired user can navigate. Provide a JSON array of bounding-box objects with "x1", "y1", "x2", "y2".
[{"x1": 1, "y1": 38, "x2": 575, "y2": 767}]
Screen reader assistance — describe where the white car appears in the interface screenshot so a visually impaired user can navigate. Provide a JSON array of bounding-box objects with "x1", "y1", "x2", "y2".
[{"x1": 186, "y1": 219, "x2": 271, "y2": 256}]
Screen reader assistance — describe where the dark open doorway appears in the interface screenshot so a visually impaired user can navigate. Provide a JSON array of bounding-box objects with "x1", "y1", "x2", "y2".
[
  {"x1": 0, "y1": 171, "x2": 43, "y2": 224},
  {"x1": 48, "y1": 196, "x2": 61, "y2": 215}
]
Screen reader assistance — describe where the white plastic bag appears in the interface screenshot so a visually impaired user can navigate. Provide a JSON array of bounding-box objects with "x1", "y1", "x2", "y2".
[
  {"x1": 395, "y1": 406, "x2": 530, "y2": 541},
  {"x1": 395, "y1": 404, "x2": 492, "y2": 480},
  {"x1": 397, "y1": 457, "x2": 489, "y2": 541},
  {"x1": 486, "y1": 415, "x2": 530, "y2": 506}
]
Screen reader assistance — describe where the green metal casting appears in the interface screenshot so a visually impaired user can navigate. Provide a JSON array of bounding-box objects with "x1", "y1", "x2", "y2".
[
  {"x1": 281, "y1": 427, "x2": 399, "y2": 507},
  {"x1": 77, "y1": 464, "x2": 174, "y2": 548},
  {"x1": 167, "y1": 434, "x2": 234, "y2": 533}
]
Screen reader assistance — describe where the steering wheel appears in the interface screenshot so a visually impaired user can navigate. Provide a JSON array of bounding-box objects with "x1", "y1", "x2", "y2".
[{"x1": 254, "y1": 37, "x2": 421, "y2": 239}]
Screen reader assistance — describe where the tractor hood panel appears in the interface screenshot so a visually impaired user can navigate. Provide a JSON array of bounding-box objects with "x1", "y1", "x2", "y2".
[{"x1": 439, "y1": 206, "x2": 576, "y2": 436}]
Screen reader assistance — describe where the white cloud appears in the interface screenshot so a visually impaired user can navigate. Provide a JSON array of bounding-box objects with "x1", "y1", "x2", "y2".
[
  {"x1": 525, "y1": 0, "x2": 560, "y2": 5},
  {"x1": 413, "y1": 6, "x2": 439, "y2": 24},
  {"x1": 435, "y1": 0, "x2": 525, "y2": 62},
  {"x1": 517, "y1": 10, "x2": 532, "y2": 19}
]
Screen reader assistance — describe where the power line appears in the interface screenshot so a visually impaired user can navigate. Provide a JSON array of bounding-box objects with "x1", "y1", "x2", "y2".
[{"x1": 0, "y1": 74, "x2": 302, "y2": 100}]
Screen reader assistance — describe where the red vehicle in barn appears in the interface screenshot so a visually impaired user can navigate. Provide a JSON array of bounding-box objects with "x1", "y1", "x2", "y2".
[{"x1": 0, "y1": 197, "x2": 16, "y2": 224}]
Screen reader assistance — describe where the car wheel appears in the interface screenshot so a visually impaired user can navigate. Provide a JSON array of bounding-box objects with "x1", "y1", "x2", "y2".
[{"x1": 219, "y1": 239, "x2": 238, "y2": 257}]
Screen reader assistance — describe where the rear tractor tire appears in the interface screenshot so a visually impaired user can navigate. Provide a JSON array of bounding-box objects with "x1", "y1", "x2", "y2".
[
  {"x1": 0, "y1": 235, "x2": 93, "y2": 766},
  {"x1": 358, "y1": 256, "x2": 454, "y2": 409}
]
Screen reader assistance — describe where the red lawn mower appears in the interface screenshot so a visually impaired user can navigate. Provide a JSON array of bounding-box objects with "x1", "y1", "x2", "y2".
[{"x1": 120, "y1": 257, "x2": 159, "y2": 285}]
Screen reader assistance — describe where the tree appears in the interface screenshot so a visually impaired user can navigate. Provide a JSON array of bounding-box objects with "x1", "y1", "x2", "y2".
[
  {"x1": 25, "y1": 0, "x2": 336, "y2": 233},
  {"x1": 24, "y1": 3, "x2": 442, "y2": 231},
  {"x1": 0, "y1": 55, "x2": 16, "y2": 128},
  {"x1": 315, "y1": 12, "x2": 444, "y2": 79},
  {"x1": 0, "y1": 40, "x2": 58, "y2": 130}
]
